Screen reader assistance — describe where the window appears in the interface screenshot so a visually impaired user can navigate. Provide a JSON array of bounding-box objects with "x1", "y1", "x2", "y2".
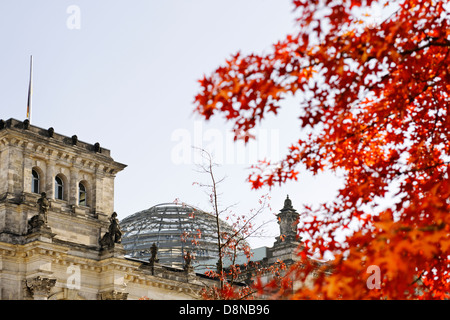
[
  {"x1": 79, "y1": 182, "x2": 87, "y2": 206},
  {"x1": 55, "y1": 176, "x2": 64, "y2": 200},
  {"x1": 32, "y1": 170, "x2": 40, "y2": 194}
]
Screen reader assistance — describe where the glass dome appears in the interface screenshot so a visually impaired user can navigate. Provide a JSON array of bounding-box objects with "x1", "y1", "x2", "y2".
[{"x1": 120, "y1": 202, "x2": 236, "y2": 270}]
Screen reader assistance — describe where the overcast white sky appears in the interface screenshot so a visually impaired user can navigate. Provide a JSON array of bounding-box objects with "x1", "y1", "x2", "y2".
[{"x1": 0, "y1": 0, "x2": 344, "y2": 248}]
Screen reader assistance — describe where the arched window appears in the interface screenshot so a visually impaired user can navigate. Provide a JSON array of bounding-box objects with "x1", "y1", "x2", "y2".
[
  {"x1": 55, "y1": 176, "x2": 64, "y2": 200},
  {"x1": 79, "y1": 182, "x2": 87, "y2": 206},
  {"x1": 32, "y1": 170, "x2": 40, "y2": 194}
]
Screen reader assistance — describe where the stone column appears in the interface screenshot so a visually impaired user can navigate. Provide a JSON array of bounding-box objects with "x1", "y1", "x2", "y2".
[
  {"x1": 6, "y1": 141, "x2": 24, "y2": 195},
  {"x1": 45, "y1": 160, "x2": 56, "y2": 199},
  {"x1": 22, "y1": 156, "x2": 33, "y2": 195},
  {"x1": 69, "y1": 167, "x2": 79, "y2": 206},
  {"x1": 93, "y1": 165, "x2": 104, "y2": 217},
  {"x1": 26, "y1": 276, "x2": 56, "y2": 300}
]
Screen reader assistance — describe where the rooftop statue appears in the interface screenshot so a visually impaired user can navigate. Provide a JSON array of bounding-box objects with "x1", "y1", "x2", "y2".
[
  {"x1": 28, "y1": 192, "x2": 51, "y2": 233},
  {"x1": 100, "y1": 212, "x2": 123, "y2": 249}
]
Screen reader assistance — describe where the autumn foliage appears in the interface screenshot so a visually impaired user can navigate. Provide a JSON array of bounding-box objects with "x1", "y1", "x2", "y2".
[{"x1": 194, "y1": 0, "x2": 450, "y2": 299}]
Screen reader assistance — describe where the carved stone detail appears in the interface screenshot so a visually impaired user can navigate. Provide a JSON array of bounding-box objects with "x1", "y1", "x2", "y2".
[
  {"x1": 99, "y1": 290, "x2": 128, "y2": 300},
  {"x1": 99, "y1": 212, "x2": 122, "y2": 250},
  {"x1": 26, "y1": 276, "x2": 56, "y2": 300},
  {"x1": 71, "y1": 135, "x2": 78, "y2": 145},
  {"x1": 183, "y1": 250, "x2": 194, "y2": 274},
  {"x1": 28, "y1": 192, "x2": 52, "y2": 234},
  {"x1": 149, "y1": 243, "x2": 159, "y2": 265}
]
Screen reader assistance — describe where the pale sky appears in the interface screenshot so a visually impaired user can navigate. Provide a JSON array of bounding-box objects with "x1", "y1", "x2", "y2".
[{"x1": 0, "y1": 0, "x2": 343, "y2": 248}]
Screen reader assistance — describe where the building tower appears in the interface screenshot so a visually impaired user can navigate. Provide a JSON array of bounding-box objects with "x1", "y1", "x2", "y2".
[
  {"x1": 267, "y1": 195, "x2": 301, "y2": 265},
  {"x1": 0, "y1": 118, "x2": 129, "y2": 299},
  {"x1": 276, "y1": 195, "x2": 300, "y2": 244}
]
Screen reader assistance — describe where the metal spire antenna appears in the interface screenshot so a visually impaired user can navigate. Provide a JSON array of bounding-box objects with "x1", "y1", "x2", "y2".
[{"x1": 26, "y1": 55, "x2": 33, "y2": 123}]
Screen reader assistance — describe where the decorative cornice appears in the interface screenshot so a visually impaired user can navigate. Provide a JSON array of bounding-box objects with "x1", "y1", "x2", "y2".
[
  {"x1": 124, "y1": 273, "x2": 198, "y2": 294},
  {"x1": 0, "y1": 118, "x2": 126, "y2": 174}
]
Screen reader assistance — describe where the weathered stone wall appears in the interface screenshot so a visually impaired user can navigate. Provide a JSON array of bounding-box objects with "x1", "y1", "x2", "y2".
[{"x1": 0, "y1": 237, "x2": 210, "y2": 300}]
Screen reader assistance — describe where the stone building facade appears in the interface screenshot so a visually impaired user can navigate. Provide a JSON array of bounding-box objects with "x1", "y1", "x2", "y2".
[
  {"x1": 0, "y1": 119, "x2": 216, "y2": 300},
  {"x1": 0, "y1": 118, "x2": 311, "y2": 300}
]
